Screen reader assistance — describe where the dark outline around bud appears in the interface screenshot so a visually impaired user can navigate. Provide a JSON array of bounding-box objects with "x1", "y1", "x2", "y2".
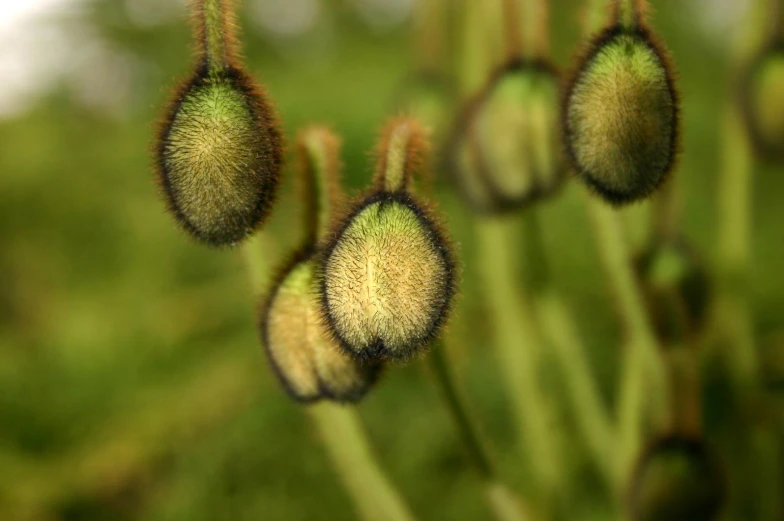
[
  {"x1": 317, "y1": 118, "x2": 457, "y2": 362},
  {"x1": 154, "y1": 0, "x2": 283, "y2": 247},
  {"x1": 561, "y1": 20, "x2": 680, "y2": 206}
]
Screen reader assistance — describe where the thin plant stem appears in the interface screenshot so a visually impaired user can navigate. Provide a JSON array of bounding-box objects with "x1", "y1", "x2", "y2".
[
  {"x1": 475, "y1": 216, "x2": 561, "y2": 504},
  {"x1": 522, "y1": 210, "x2": 617, "y2": 489},
  {"x1": 428, "y1": 341, "x2": 531, "y2": 521},
  {"x1": 307, "y1": 404, "x2": 417, "y2": 521},
  {"x1": 519, "y1": 0, "x2": 549, "y2": 59},
  {"x1": 501, "y1": 0, "x2": 523, "y2": 61},
  {"x1": 612, "y1": 0, "x2": 642, "y2": 29},
  {"x1": 413, "y1": 0, "x2": 445, "y2": 72},
  {"x1": 201, "y1": 0, "x2": 231, "y2": 71}
]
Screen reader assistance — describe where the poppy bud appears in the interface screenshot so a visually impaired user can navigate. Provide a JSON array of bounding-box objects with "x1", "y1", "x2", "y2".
[
  {"x1": 319, "y1": 118, "x2": 457, "y2": 361},
  {"x1": 155, "y1": 0, "x2": 282, "y2": 246}
]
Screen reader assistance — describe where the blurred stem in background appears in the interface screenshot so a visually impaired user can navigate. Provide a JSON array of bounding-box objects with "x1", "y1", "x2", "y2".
[
  {"x1": 580, "y1": 0, "x2": 668, "y2": 487},
  {"x1": 307, "y1": 404, "x2": 417, "y2": 521},
  {"x1": 429, "y1": 342, "x2": 531, "y2": 521}
]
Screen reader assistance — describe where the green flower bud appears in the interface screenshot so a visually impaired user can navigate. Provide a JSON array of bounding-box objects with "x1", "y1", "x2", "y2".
[
  {"x1": 448, "y1": 60, "x2": 564, "y2": 213},
  {"x1": 634, "y1": 239, "x2": 710, "y2": 345},
  {"x1": 629, "y1": 436, "x2": 725, "y2": 521},
  {"x1": 319, "y1": 118, "x2": 457, "y2": 361},
  {"x1": 262, "y1": 253, "x2": 380, "y2": 403},
  {"x1": 155, "y1": 0, "x2": 282, "y2": 246},
  {"x1": 563, "y1": 19, "x2": 679, "y2": 205},
  {"x1": 741, "y1": 45, "x2": 784, "y2": 161}
]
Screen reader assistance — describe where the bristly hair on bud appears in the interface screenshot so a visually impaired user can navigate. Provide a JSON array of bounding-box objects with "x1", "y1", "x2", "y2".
[
  {"x1": 562, "y1": 0, "x2": 680, "y2": 205},
  {"x1": 628, "y1": 434, "x2": 725, "y2": 521},
  {"x1": 318, "y1": 118, "x2": 457, "y2": 362},
  {"x1": 155, "y1": 0, "x2": 282, "y2": 247},
  {"x1": 446, "y1": 58, "x2": 565, "y2": 213},
  {"x1": 260, "y1": 127, "x2": 380, "y2": 403}
]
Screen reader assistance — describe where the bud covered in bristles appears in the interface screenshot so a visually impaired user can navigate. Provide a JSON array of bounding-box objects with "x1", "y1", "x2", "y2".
[
  {"x1": 155, "y1": 0, "x2": 282, "y2": 246},
  {"x1": 319, "y1": 118, "x2": 457, "y2": 361},
  {"x1": 262, "y1": 252, "x2": 380, "y2": 403},
  {"x1": 741, "y1": 44, "x2": 784, "y2": 162},
  {"x1": 562, "y1": 0, "x2": 679, "y2": 205},
  {"x1": 260, "y1": 127, "x2": 379, "y2": 403},
  {"x1": 634, "y1": 239, "x2": 710, "y2": 345},
  {"x1": 447, "y1": 59, "x2": 564, "y2": 213},
  {"x1": 629, "y1": 435, "x2": 725, "y2": 521}
]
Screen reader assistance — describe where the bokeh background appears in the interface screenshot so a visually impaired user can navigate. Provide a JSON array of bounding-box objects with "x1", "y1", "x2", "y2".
[{"x1": 1, "y1": 0, "x2": 782, "y2": 519}]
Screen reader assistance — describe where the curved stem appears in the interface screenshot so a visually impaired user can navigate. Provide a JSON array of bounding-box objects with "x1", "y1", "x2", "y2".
[
  {"x1": 413, "y1": 0, "x2": 445, "y2": 72},
  {"x1": 612, "y1": 0, "x2": 642, "y2": 29},
  {"x1": 521, "y1": 0, "x2": 549, "y2": 59},
  {"x1": 501, "y1": 0, "x2": 523, "y2": 61},
  {"x1": 475, "y1": 216, "x2": 561, "y2": 504},
  {"x1": 308, "y1": 404, "x2": 417, "y2": 521}
]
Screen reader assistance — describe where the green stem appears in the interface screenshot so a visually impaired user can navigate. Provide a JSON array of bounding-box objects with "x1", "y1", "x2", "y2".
[
  {"x1": 308, "y1": 404, "x2": 417, "y2": 521},
  {"x1": 413, "y1": 0, "x2": 445, "y2": 72},
  {"x1": 613, "y1": 0, "x2": 641, "y2": 29},
  {"x1": 201, "y1": 0, "x2": 231, "y2": 71},
  {"x1": 522, "y1": 211, "x2": 616, "y2": 489},
  {"x1": 520, "y1": 0, "x2": 548, "y2": 58},
  {"x1": 586, "y1": 200, "x2": 669, "y2": 479},
  {"x1": 475, "y1": 216, "x2": 561, "y2": 503},
  {"x1": 428, "y1": 341, "x2": 531, "y2": 521},
  {"x1": 716, "y1": 104, "x2": 759, "y2": 390},
  {"x1": 299, "y1": 127, "x2": 340, "y2": 242}
]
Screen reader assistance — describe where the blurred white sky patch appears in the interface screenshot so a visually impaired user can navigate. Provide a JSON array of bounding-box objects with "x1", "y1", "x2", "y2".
[
  {"x1": 686, "y1": 0, "x2": 752, "y2": 48},
  {"x1": 350, "y1": 0, "x2": 413, "y2": 31}
]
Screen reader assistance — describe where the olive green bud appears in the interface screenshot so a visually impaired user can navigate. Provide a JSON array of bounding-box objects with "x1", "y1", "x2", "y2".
[
  {"x1": 319, "y1": 118, "x2": 457, "y2": 361},
  {"x1": 629, "y1": 436, "x2": 725, "y2": 521},
  {"x1": 562, "y1": 4, "x2": 679, "y2": 205},
  {"x1": 447, "y1": 60, "x2": 564, "y2": 213},
  {"x1": 155, "y1": 0, "x2": 282, "y2": 246},
  {"x1": 262, "y1": 253, "x2": 380, "y2": 403},
  {"x1": 634, "y1": 239, "x2": 710, "y2": 345},
  {"x1": 741, "y1": 44, "x2": 784, "y2": 161}
]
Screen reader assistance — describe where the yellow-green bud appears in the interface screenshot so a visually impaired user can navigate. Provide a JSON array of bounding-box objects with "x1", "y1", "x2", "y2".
[
  {"x1": 319, "y1": 119, "x2": 457, "y2": 361},
  {"x1": 262, "y1": 254, "x2": 380, "y2": 402},
  {"x1": 563, "y1": 23, "x2": 679, "y2": 204},
  {"x1": 448, "y1": 60, "x2": 564, "y2": 213},
  {"x1": 155, "y1": 0, "x2": 282, "y2": 246}
]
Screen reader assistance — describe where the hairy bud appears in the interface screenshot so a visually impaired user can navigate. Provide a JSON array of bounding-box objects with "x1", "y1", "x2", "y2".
[
  {"x1": 635, "y1": 239, "x2": 710, "y2": 345},
  {"x1": 155, "y1": 0, "x2": 282, "y2": 246},
  {"x1": 741, "y1": 45, "x2": 784, "y2": 161},
  {"x1": 319, "y1": 119, "x2": 457, "y2": 361},
  {"x1": 629, "y1": 436, "x2": 725, "y2": 521},
  {"x1": 563, "y1": 16, "x2": 679, "y2": 205},
  {"x1": 448, "y1": 60, "x2": 564, "y2": 213},
  {"x1": 262, "y1": 254, "x2": 380, "y2": 402}
]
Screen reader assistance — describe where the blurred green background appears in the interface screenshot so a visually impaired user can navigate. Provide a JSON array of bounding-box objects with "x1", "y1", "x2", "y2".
[{"x1": 1, "y1": 0, "x2": 782, "y2": 519}]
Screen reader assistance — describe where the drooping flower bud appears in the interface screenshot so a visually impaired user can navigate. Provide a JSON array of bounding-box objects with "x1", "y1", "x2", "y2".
[
  {"x1": 448, "y1": 60, "x2": 564, "y2": 213},
  {"x1": 741, "y1": 44, "x2": 784, "y2": 161},
  {"x1": 155, "y1": 0, "x2": 282, "y2": 246},
  {"x1": 319, "y1": 118, "x2": 457, "y2": 361},
  {"x1": 261, "y1": 127, "x2": 379, "y2": 403},
  {"x1": 562, "y1": 0, "x2": 679, "y2": 204}
]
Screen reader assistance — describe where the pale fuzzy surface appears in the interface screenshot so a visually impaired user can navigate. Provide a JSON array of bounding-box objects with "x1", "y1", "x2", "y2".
[
  {"x1": 475, "y1": 70, "x2": 560, "y2": 200},
  {"x1": 163, "y1": 75, "x2": 270, "y2": 243},
  {"x1": 753, "y1": 53, "x2": 784, "y2": 149},
  {"x1": 324, "y1": 201, "x2": 449, "y2": 357},
  {"x1": 568, "y1": 33, "x2": 674, "y2": 195},
  {"x1": 266, "y1": 261, "x2": 373, "y2": 401}
]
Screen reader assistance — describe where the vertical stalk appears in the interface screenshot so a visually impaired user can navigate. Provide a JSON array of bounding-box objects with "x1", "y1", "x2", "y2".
[
  {"x1": 475, "y1": 217, "x2": 561, "y2": 504},
  {"x1": 308, "y1": 404, "x2": 417, "y2": 521},
  {"x1": 612, "y1": 0, "x2": 642, "y2": 29},
  {"x1": 518, "y1": 0, "x2": 549, "y2": 59},
  {"x1": 523, "y1": 210, "x2": 617, "y2": 489},
  {"x1": 428, "y1": 341, "x2": 531, "y2": 521},
  {"x1": 200, "y1": 0, "x2": 232, "y2": 71},
  {"x1": 413, "y1": 0, "x2": 445, "y2": 72}
]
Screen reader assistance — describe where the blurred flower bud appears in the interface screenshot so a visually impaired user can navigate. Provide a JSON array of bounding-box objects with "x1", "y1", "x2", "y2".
[{"x1": 741, "y1": 45, "x2": 784, "y2": 161}]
